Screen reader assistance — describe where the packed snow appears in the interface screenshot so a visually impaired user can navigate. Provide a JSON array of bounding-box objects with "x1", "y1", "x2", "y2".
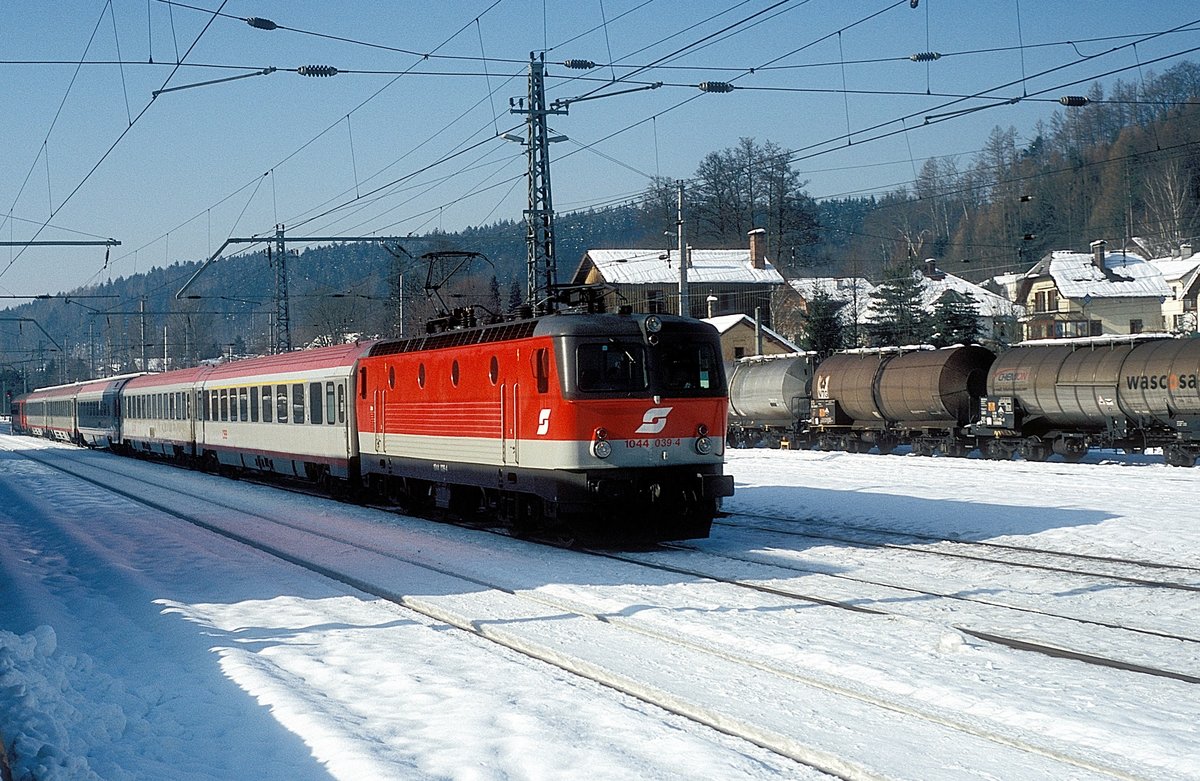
[{"x1": 1, "y1": 425, "x2": 1197, "y2": 780}]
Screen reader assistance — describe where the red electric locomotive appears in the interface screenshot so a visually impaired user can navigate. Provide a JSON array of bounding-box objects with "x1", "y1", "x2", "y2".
[{"x1": 357, "y1": 309, "x2": 733, "y2": 541}]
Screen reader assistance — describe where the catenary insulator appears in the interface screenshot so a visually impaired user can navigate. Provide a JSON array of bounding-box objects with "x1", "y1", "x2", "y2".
[
  {"x1": 1059, "y1": 95, "x2": 1090, "y2": 107},
  {"x1": 246, "y1": 17, "x2": 278, "y2": 30},
  {"x1": 298, "y1": 65, "x2": 339, "y2": 78},
  {"x1": 563, "y1": 59, "x2": 596, "y2": 70},
  {"x1": 909, "y1": 51, "x2": 941, "y2": 62},
  {"x1": 698, "y1": 81, "x2": 735, "y2": 93}
]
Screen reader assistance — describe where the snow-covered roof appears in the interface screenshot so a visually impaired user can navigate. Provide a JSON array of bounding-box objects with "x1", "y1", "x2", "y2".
[
  {"x1": 582, "y1": 249, "x2": 785, "y2": 285},
  {"x1": 701, "y1": 314, "x2": 802, "y2": 352},
  {"x1": 1149, "y1": 252, "x2": 1200, "y2": 283},
  {"x1": 1030, "y1": 250, "x2": 1171, "y2": 299},
  {"x1": 787, "y1": 277, "x2": 876, "y2": 325},
  {"x1": 918, "y1": 271, "x2": 1023, "y2": 318}
]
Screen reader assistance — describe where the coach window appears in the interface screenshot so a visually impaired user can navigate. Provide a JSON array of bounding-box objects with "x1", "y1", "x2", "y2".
[
  {"x1": 219, "y1": 389, "x2": 229, "y2": 422},
  {"x1": 231, "y1": 390, "x2": 240, "y2": 422},
  {"x1": 325, "y1": 382, "x2": 336, "y2": 424},
  {"x1": 276, "y1": 385, "x2": 288, "y2": 423},
  {"x1": 292, "y1": 383, "x2": 305, "y2": 424},
  {"x1": 170, "y1": 393, "x2": 177, "y2": 420},
  {"x1": 262, "y1": 385, "x2": 273, "y2": 422},
  {"x1": 388, "y1": 365, "x2": 395, "y2": 389},
  {"x1": 239, "y1": 388, "x2": 249, "y2": 421},
  {"x1": 337, "y1": 383, "x2": 346, "y2": 423},
  {"x1": 250, "y1": 387, "x2": 260, "y2": 422},
  {"x1": 309, "y1": 382, "x2": 323, "y2": 425},
  {"x1": 211, "y1": 390, "x2": 219, "y2": 421}
]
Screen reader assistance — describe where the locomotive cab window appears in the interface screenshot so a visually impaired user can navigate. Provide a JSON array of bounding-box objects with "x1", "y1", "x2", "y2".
[
  {"x1": 658, "y1": 342, "x2": 722, "y2": 395},
  {"x1": 576, "y1": 342, "x2": 646, "y2": 393}
]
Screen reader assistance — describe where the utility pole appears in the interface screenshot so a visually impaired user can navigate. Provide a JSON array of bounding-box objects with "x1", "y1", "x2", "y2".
[
  {"x1": 677, "y1": 181, "x2": 689, "y2": 317},
  {"x1": 140, "y1": 298, "x2": 147, "y2": 371},
  {"x1": 510, "y1": 54, "x2": 568, "y2": 313},
  {"x1": 272, "y1": 225, "x2": 291, "y2": 353}
]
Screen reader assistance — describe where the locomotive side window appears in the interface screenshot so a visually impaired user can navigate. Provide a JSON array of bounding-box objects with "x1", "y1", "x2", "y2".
[
  {"x1": 388, "y1": 365, "x2": 396, "y2": 389},
  {"x1": 576, "y1": 343, "x2": 646, "y2": 392},
  {"x1": 276, "y1": 385, "x2": 288, "y2": 423},
  {"x1": 451, "y1": 360, "x2": 460, "y2": 387},
  {"x1": 418, "y1": 363, "x2": 426, "y2": 389},
  {"x1": 309, "y1": 382, "x2": 323, "y2": 425},
  {"x1": 292, "y1": 383, "x2": 305, "y2": 424},
  {"x1": 359, "y1": 368, "x2": 367, "y2": 399},
  {"x1": 534, "y1": 348, "x2": 550, "y2": 394},
  {"x1": 489, "y1": 356, "x2": 499, "y2": 385}
]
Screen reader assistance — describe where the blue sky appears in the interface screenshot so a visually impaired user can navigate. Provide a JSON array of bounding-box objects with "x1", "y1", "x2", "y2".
[{"x1": 2, "y1": 0, "x2": 1198, "y2": 300}]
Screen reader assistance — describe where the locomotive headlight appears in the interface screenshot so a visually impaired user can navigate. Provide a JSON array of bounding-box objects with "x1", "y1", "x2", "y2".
[
  {"x1": 592, "y1": 427, "x2": 612, "y2": 458},
  {"x1": 695, "y1": 436, "x2": 713, "y2": 455},
  {"x1": 644, "y1": 315, "x2": 663, "y2": 334},
  {"x1": 696, "y1": 423, "x2": 709, "y2": 437}
]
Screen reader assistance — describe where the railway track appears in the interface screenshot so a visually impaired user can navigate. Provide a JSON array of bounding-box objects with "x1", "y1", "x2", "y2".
[
  {"x1": 717, "y1": 511, "x2": 1200, "y2": 590},
  {"x1": 3, "y1": 440, "x2": 1166, "y2": 781}
]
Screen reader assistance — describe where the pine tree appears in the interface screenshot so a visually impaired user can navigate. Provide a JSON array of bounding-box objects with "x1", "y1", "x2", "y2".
[
  {"x1": 866, "y1": 267, "x2": 932, "y2": 347},
  {"x1": 799, "y1": 288, "x2": 847, "y2": 357},
  {"x1": 930, "y1": 289, "x2": 982, "y2": 346}
]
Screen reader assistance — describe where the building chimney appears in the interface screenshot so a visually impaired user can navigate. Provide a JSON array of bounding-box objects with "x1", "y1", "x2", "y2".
[
  {"x1": 748, "y1": 228, "x2": 766, "y2": 270},
  {"x1": 924, "y1": 259, "x2": 936, "y2": 277},
  {"x1": 1090, "y1": 239, "x2": 1107, "y2": 271},
  {"x1": 1182, "y1": 241, "x2": 1193, "y2": 258}
]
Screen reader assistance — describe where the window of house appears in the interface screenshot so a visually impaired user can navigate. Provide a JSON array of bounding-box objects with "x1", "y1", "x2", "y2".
[
  {"x1": 647, "y1": 289, "x2": 664, "y2": 314},
  {"x1": 1090, "y1": 320, "x2": 1103, "y2": 336},
  {"x1": 1129, "y1": 319, "x2": 1144, "y2": 334}
]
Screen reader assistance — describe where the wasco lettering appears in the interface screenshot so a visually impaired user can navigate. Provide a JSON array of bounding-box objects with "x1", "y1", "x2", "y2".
[
  {"x1": 536, "y1": 408, "x2": 551, "y2": 435},
  {"x1": 635, "y1": 406, "x2": 674, "y2": 435},
  {"x1": 1125, "y1": 373, "x2": 1199, "y2": 391}
]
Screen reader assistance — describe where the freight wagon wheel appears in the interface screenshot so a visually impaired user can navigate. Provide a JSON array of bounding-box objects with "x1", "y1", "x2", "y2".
[{"x1": 1019, "y1": 438, "x2": 1049, "y2": 462}]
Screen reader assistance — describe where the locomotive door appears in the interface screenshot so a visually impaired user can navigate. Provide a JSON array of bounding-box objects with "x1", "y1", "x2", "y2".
[
  {"x1": 373, "y1": 388, "x2": 385, "y2": 452},
  {"x1": 502, "y1": 382, "x2": 519, "y2": 464}
]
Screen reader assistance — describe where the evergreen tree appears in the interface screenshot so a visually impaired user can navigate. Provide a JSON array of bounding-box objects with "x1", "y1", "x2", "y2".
[
  {"x1": 866, "y1": 267, "x2": 932, "y2": 347},
  {"x1": 930, "y1": 289, "x2": 982, "y2": 346},
  {"x1": 799, "y1": 288, "x2": 847, "y2": 357}
]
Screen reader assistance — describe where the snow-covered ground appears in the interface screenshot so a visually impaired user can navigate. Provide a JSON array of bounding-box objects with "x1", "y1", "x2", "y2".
[{"x1": 1, "y1": 428, "x2": 1197, "y2": 780}]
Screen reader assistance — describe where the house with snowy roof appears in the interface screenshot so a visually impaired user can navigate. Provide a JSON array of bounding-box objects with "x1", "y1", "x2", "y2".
[
  {"x1": 701, "y1": 313, "x2": 801, "y2": 362},
  {"x1": 912, "y1": 260, "x2": 1025, "y2": 344},
  {"x1": 1016, "y1": 240, "x2": 1172, "y2": 340},
  {"x1": 570, "y1": 229, "x2": 787, "y2": 326},
  {"x1": 1150, "y1": 245, "x2": 1200, "y2": 334}
]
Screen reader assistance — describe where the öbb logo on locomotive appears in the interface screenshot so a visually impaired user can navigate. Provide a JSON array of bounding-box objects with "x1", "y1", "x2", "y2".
[{"x1": 635, "y1": 406, "x2": 674, "y2": 435}]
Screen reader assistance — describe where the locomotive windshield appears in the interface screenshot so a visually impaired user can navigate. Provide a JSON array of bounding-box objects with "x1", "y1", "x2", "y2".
[
  {"x1": 656, "y1": 341, "x2": 722, "y2": 394},
  {"x1": 576, "y1": 342, "x2": 648, "y2": 392}
]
